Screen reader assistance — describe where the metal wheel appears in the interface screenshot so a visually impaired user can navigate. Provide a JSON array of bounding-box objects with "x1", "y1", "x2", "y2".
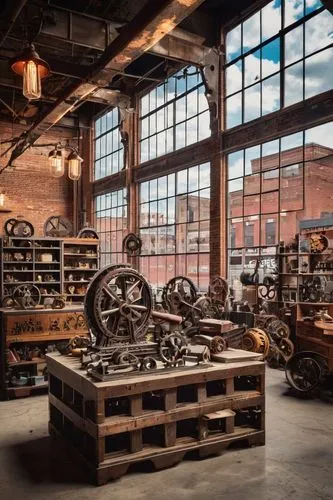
[
  {"x1": 208, "y1": 276, "x2": 229, "y2": 304},
  {"x1": 285, "y1": 351, "x2": 326, "y2": 394},
  {"x1": 94, "y1": 267, "x2": 153, "y2": 343},
  {"x1": 13, "y1": 284, "x2": 41, "y2": 308},
  {"x1": 162, "y1": 276, "x2": 198, "y2": 315},
  {"x1": 267, "y1": 319, "x2": 290, "y2": 341},
  {"x1": 4, "y1": 218, "x2": 17, "y2": 236},
  {"x1": 84, "y1": 264, "x2": 131, "y2": 343},
  {"x1": 122, "y1": 233, "x2": 142, "y2": 256},
  {"x1": 242, "y1": 328, "x2": 270, "y2": 358},
  {"x1": 159, "y1": 332, "x2": 187, "y2": 366},
  {"x1": 210, "y1": 336, "x2": 226, "y2": 354},
  {"x1": 77, "y1": 227, "x2": 99, "y2": 239},
  {"x1": 278, "y1": 338, "x2": 294, "y2": 361},
  {"x1": 44, "y1": 215, "x2": 73, "y2": 237},
  {"x1": 11, "y1": 219, "x2": 34, "y2": 237},
  {"x1": 140, "y1": 356, "x2": 157, "y2": 371}
]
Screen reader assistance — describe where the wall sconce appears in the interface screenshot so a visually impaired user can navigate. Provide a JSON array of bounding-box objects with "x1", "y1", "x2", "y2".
[
  {"x1": 48, "y1": 145, "x2": 64, "y2": 178},
  {"x1": 11, "y1": 44, "x2": 50, "y2": 100},
  {"x1": 68, "y1": 150, "x2": 83, "y2": 181},
  {"x1": 0, "y1": 192, "x2": 6, "y2": 208}
]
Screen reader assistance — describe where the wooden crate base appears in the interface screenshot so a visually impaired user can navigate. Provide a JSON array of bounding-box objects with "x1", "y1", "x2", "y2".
[{"x1": 49, "y1": 422, "x2": 264, "y2": 485}]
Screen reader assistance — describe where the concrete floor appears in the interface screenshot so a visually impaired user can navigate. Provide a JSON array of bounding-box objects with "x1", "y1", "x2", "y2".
[{"x1": 0, "y1": 368, "x2": 332, "y2": 500}]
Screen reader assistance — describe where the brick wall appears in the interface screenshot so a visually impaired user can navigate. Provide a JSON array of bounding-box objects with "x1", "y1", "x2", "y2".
[{"x1": 0, "y1": 121, "x2": 74, "y2": 236}]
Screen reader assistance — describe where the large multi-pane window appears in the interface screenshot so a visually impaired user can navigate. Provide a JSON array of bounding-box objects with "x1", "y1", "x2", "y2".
[
  {"x1": 225, "y1": 0, "x2": 333, "y2": 128},
  {"x1": 139, "y1": 66, "x2": 210, "y2": 163},
  {"x1": 94, "y1": 189, "x2": 128, "y2": 267},
  {"x1": 94, "y1": 108, "x2": 123, "y2": 179},
  {"x1": 139, "y1": 163, "x2": 210, "y2": 289},
  {"x1": 227, "y1": 120, "x2": 333, "y2": 283}
]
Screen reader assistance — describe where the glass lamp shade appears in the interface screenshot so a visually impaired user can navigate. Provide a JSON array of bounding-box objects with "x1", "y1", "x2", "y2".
[
  {"x1": 0, "y1": 193, "x2": 6, "y2": 208},
  {"x1": 49, "y1": 149, "x2": 64, "y2": 178},
  {"x1": 68, "y1": 151, "x2": 83, "y2": 180},
  {"x1": 11, "y1": 44, "x2": 50, "y2": 100}
]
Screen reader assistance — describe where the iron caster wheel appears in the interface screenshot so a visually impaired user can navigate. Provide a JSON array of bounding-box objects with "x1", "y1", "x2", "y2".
[
  {"x1": 285, "y1": 351, "x2": 327, "y2": 395},
  {"x1": 140, "y1": 357, "x2": 157, "y2": 371}
]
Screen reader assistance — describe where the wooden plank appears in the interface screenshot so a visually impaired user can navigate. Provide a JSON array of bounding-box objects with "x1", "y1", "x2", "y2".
[
  {"x1": 49, "y1": 393, "x2": 98, "y2": 438},
  {"x1": 164, "y1": 388, "x2": 177, "y2": 411},
  {"x1": 203, "y1": 409, "x2": 235, "y2": 420},
  {"x1": 97, "y1": 393, "x2": 263, "y2": 437},
  {"x1": 46, "y1": 353, "x2": 264, "y2": 398},
  {"x1": 212, "y1": 349, "x2": 263, "y2": 363}
]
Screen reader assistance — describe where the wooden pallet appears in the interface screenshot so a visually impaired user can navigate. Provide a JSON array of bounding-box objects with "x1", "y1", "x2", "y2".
[{"x1": 46, "y1": 352, "x2": 265, "y2": 485}]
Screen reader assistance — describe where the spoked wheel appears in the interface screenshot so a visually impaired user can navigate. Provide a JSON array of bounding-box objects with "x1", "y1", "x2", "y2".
[
  {"x1": 285, "y1": 351, "x2": 327, "y2": 394},
  {"x1": 13, "y1": 284, "x2": 41, "y2": 308},
  {"x1": 94, "y1": 267, "x2": 153, "y2": 343},
  {"x1": 162, "y1": 276, "x2": 198, "y2": 315},
  {"x1": 44, "y1": 215, "x2": 73, "y2": 237},
  {"x1": 159, "y1": 333, "x2": 188, "y2": 367}
]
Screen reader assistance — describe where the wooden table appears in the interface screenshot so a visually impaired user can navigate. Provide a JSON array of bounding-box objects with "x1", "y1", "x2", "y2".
[{"x1": 47, "y1": 352, "x2": 265, "y2": 485}]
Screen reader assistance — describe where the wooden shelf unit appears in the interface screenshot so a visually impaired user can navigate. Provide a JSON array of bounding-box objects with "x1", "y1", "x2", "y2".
[
  {"x1": 62, "y1": 239, "x2": 99, "y2": 304},
  {"x1": 277, "y1": 227, "x2": 333, "y2": 305},
  {"x1": 47, "y1": 352, "x2": 265, "y2": 485},
  {"x1": 0, "y1": 236, "x2": 99, "y2": 306}
]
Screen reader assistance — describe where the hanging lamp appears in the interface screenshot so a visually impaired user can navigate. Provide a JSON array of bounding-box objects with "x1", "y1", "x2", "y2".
[
  {"x1": 48, "y1": 145, "x2": 64, "y2": 178},
  {"x1": 11, "y1": 44, "x2": 50, "y2": 100},
  {"x1": 68, "y1": 150, "x2": 83, "y2": 181}
]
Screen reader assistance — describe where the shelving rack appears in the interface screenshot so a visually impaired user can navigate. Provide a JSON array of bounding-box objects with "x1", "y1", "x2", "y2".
[
  {"x1": 62, "y1": 238, "x2": 99, "y2": 304},
  {"x1": 0, "y1": 236, "x2": 99, "y2": 400},
  {"x1": 277, "y1": 227, "x2": 333, "y2": 305},
  {"x1": 0, "y1": 236, "x2": 99, "y2": 306}
]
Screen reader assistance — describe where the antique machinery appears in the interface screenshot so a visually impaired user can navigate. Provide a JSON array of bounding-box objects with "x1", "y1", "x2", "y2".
[{"x1": 83, "y1": 265, "x2": 195, "y2": 380}]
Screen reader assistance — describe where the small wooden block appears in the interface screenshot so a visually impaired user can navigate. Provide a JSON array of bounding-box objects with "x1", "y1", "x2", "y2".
[
  {"x1": 212, "y1": 349, "x2": 263, "y2": 363},
  {"x1": 203, "y1": 409, "x2": 235, "y2": 420}
]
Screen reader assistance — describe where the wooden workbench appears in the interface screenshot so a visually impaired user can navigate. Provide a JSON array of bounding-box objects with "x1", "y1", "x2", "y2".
[{"x1": 47, "y1": 352, "x2": 265, "y2": 485}]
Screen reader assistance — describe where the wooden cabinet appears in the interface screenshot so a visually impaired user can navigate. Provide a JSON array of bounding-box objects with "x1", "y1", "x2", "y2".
[{"x1": 0, "y1": 307, "x2": 90, "y2": 400}]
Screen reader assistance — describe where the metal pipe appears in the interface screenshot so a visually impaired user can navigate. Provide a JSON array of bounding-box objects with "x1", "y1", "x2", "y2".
[{"x1": 0, "y1": 0, "x2": 29, "y2": 48}]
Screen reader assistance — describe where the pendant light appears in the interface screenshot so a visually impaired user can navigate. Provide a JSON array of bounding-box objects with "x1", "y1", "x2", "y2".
[
  {"x1": 11, "y1": 44, "x2": 50, "y2": 100},
  {"x1": 68, "y1": 150, "x2": 83, "y2": 181},
  {"x1": 48, "y1": 146, "x2": 64, "y2": 178}
]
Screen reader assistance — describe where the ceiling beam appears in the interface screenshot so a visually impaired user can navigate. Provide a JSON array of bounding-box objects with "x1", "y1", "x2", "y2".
[
  {"x1": 149, "y1": 28, "x2": 210, "y2": 64},
  {"x1": 6, "y1": 0, "x2": 206, "y2": 168}
]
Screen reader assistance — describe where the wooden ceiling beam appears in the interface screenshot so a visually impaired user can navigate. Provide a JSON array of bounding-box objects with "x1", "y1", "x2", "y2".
[{"x1": 6, "y1": 0, "x2": 206, "y2": 167}]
